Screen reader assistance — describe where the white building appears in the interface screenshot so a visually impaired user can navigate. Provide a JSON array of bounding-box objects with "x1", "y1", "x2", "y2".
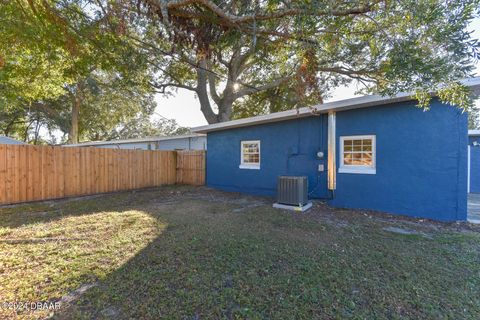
[{"x1": 65, "y1": 134, "x2": 206, "y2": 150}]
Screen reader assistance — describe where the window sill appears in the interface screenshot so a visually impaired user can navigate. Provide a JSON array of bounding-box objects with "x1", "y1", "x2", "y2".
[
  {"x1": 338, "y1": 167, "x2": 376, "y2": 175},
  {"x1": 239, "y1": 164, "x2": 260, "y2": 170}
]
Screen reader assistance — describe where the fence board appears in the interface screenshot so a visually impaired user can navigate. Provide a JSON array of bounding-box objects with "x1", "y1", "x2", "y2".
[
  {"x1": 0, "y1": 145, "x2": 5, "y2": 203},
  {"x1": 0, "y1": 144, "x2": 205, "y2": 205},
  {"x1": 6, "y1": 146, "x2": 16, "y2": 202}
]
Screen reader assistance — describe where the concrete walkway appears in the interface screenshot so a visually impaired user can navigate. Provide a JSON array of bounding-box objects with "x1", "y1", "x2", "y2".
[{"x1": 468, "y1": 193, "x2": 480, "y2": 223}]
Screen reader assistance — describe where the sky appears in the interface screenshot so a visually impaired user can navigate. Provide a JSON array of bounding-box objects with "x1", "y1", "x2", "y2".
[{"x1": 153, "y1": 18, "x2": 480, "y2": 128}]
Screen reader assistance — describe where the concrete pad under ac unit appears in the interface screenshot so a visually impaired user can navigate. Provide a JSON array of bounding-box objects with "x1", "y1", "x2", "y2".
[{"x1": 273, "y1": 202, "x2": 313, "y2": 212}]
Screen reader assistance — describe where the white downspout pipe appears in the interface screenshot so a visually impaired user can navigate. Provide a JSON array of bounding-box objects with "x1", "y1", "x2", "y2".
[
  {"x1": 468, "y1": 145, "x2": 471, "y2": 193},
  {"x1": 328, "y1": 111, "x2": 336, "y2": 190}
]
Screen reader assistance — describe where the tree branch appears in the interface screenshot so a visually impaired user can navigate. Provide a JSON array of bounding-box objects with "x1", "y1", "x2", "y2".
[
  {"x1": 160, "y1": 0, "x2": 381, "y2": 25},
  {"x1": 150, "y1": 81, "x2": 197, "y2": 93},
  {"x1": 206, "y1": 61, "x2": 221, "y2": 105},
  {"x1": 234, "y1": 75, "x2": 293, "y2": 98},
  {"x1": 319, "y1": 67, "x2": 378, "y2": 83}
]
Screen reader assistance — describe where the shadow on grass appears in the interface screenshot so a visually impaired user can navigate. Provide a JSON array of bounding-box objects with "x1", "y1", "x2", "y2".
[
  {"x1": 0, "y1": 185, "x2": 192, "y2": 229},
  {"x1": 53, "y1": 191, "x2": 480, "y2": 319},
  {"x1": 2, "y1": 186, "x2": 480, "y2": 319}
]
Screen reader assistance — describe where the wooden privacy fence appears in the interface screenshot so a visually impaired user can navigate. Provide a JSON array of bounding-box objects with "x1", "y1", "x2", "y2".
[{"x1": 0, "y1": 145, "x2": 205, "y2": 205}]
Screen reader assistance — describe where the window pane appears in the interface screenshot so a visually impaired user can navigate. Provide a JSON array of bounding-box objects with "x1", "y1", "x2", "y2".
[
  {"x1": 344, "y1": 153, "x2": 353, "y2": 165},
  {"x1": 363, "y1": 139, "x2": 372, "y2": 146},
  {"x1": 360, "y1": 152, "x2": 372, "y2": 165},
  {"x1": 353, "y1": 140, "x2": 362, "y2": 146},
  {"x1": 363, "y1": 152, "x2": 372, "y2": 160}
]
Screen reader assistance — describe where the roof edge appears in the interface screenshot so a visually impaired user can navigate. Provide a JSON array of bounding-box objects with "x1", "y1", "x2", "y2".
[
  {"x1": 64, "y1": 133, "x2": 205, "y2": 147},
  {"x1": 193, "y1": 77, "x2": 480, "y2": 134}
]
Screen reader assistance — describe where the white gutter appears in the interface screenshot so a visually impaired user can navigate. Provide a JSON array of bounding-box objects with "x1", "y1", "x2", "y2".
[{"x1": 193, "y1": 77, "x2": 480, "y2": 134}]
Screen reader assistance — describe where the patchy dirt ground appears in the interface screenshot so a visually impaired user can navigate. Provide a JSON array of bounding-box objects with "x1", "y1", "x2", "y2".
[{"x1": 1, "y1": 186, "x2": 479, "y2": 319}]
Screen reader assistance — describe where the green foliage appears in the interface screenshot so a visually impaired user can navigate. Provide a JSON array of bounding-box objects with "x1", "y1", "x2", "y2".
[
  {"x1": 0, "y1": 0, "x2": 157, "y2": 143},
  {"x1": 75, "y1": 72, "x2": 157, "y2": 142},
  {"x1": 92, "y1": 115, "x2": 190, "y2": 141},
  {"x1": 438, "y1": 82, "x2": 475, "y2": 111},
  {"x1": 0, "y1": 1, "x2": 75, "y2": 101},
  {"x1": 132, "y1": 0, "x2": 480, "y2": 120},
  {"x1": 2, "y1": 0, "x2": 480, "y2": 131}
]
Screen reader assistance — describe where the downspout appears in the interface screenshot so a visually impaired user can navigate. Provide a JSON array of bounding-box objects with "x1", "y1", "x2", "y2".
[
  {"x1": 327, "y1": 111, "x2": 336, "y2": 191},
  {"x1": 468, "y1": 145, "x2": 471, "y2": 194}
]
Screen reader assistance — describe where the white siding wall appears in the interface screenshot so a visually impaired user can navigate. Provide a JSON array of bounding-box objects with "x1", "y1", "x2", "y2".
[
  {"x1": 0, "y1": 136, "x2": 25, "y2": 145},
  {"x1": 89, "y1": 137, "x2": 206, "y2": 150}
]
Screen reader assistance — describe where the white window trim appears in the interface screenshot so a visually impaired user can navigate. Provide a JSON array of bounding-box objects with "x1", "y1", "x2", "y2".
[
  {"x1": 338, "y1": 135, "x2": 376, "y2": 175},
  {"x1": 240, "y1": 140, "x2": 260, "y2": 169}
]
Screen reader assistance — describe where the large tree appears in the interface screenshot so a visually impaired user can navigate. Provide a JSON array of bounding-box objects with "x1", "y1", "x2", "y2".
[
  {"x1": 105, "y1": 116, "x2": 190, "y2": 140},
  {"x1": 3, "y1": 0, "x2": 480, "y2": 129},
  {"x1": 102, "y1": 0, "x2": 480, "y2": 123},
  {"x1": 43, "y1": 71, "x2": 157, "y2": 142},
  {"x1": 0, "y1": 0, "x2": 155, "y2": 143}
]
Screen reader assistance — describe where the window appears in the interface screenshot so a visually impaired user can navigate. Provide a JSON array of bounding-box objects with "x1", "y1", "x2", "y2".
[
  {"x1": 339, "y1": 135, "x2": 376, "y2": 174},
  {"x1": 240, "y1": 140, "x2": 260, "y2": 169}
]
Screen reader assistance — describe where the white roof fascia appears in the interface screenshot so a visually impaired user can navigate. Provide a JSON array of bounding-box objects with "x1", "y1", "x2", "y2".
[{"x1": 192, "y1": 77, "x2": 480, "y2": 134}]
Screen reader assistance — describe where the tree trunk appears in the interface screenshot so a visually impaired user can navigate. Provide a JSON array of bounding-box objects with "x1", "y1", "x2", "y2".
[
  {"x1": 197, "y1": 58, "x2": 240, "y2": 124},
  {"x1": 217, "y1": 98, "x2": 233, "y2": 122},
  {"x1": 197, "y1": 59, "x2": 219, "y2": 124},
  {"x1": 68, "y1": 82, "x2": 82, "y2": 144},
  {"x1": 33, "y1": 117, "x2": 41, "y2": 145},
  {"x1": 68, "y1": 98, "x2": 80, "y2": 144}
]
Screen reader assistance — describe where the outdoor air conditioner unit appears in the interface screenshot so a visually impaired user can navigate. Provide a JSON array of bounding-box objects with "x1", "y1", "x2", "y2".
[{"x1": 277, "y1": 176, "x2": 308, "y2": 206}]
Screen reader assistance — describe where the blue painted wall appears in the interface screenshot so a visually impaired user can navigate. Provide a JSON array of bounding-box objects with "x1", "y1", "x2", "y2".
[
  {"x1": 206, "y1": 116, "x2": 329, "y2": 198},
  {"x1": 206, "y1": 99, "x2": 467, "y2": 221},
  {"x1": 469, "y1": 135, "x2": 480, "y2": 193},
  {"x1": 330, "y1": 100, "x2": 467, "y2": 221}
]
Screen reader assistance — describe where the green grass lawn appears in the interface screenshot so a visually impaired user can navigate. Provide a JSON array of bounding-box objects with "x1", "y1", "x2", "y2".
[{"x1": 1, "y1": 186, "x2": 479, "y2": 319}]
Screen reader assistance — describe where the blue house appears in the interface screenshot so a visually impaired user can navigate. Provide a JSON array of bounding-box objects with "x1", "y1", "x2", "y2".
[{"x1": 193, "y1": 78, "x2": 480, "y2": 221}]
